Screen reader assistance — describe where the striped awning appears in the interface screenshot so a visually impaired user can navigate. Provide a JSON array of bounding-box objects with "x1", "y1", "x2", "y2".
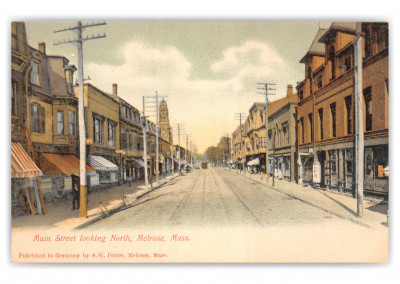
[
  {"x1": 135, "y1": 159, "x2": 145, "y2": 168},
  {"x1": 248, "y1": 158, "x2": 260, "y2": 166},
  {"x1": 11, "y1": 142, "x2": 42, "y2": 178},
  {"x1": 88, "y1": 155, "x2": 119, "y2": 171}
]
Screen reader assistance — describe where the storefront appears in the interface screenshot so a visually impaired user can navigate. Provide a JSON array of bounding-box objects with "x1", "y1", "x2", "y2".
[
  {"x1": 37, "y1": 153, "x2": 96, "y2": 197},
  {"x1": 88, "y1": 155, "x2": 119, "y2": 185},
  {"x1": 11, "y1": 142, "x2": 43, "y2": 215}
]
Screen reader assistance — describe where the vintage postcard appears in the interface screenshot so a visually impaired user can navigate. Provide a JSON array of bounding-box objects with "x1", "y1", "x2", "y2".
[{"x1": 11, "y1": 20, "x2": 389, "y2": 263}]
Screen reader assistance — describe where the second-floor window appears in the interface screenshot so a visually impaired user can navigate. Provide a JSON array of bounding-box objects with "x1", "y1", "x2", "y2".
[
  {"x1": 319, "y1": 108, "x2": 324, "y2": 140},
  {"x1": 94, "y1": 116, "x2": 104, "y2": 144},
  {"x1": 12, "y1": 81, "x2": 17, "y2": 117},
  {"x1": 308, "y1": 113, "x2": 313, "y2": 142},
  {"x1": 345, "y1": 96, "x2": 352, "y2": 135},
  {"x1": 69, "y1": 110, "x2": 75, "y2": 135},
  {"x1": 300, "y1": 117, "x2": 304, "y2": 144},
  {"x1": 364, "y1": 87, "x2": 373, "y2": 131},
  {"x1": 108, "y1": 121, "x2": 116, "y2": 147},
  {"x1": 30, "y1": 61, "x2": 40, "y2": 85},
  {"x1": 330, "y1": 103, "x2": 336, "y2": 138},
  {"x1": 57, "y1": 111, "x2": 64, "y2": 134},
  {"x1": 31, "y1": 103, "x2": 45, "y2": 133}
]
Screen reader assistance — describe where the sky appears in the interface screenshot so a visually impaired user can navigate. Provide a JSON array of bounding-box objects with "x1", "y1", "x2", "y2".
[{"x1": 25, "y1": 21, "x2": 332, "y2": 153}]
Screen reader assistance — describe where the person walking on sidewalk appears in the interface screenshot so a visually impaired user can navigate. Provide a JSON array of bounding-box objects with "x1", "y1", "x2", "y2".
[
  {"x1": 148, "y1": 173, "x2": 153, "y2": 188},
  {"x1": 72, "y1": 183, "x2": 80, "y2": 210}
]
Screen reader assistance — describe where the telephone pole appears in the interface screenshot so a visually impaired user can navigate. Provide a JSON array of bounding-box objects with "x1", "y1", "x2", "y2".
[
  {"x1": 143, "y1": 92, "x2": 167, "y2": 183},
  {"x1": 354, "y1": 22, "x2": 364, "y2": 217},
  {"x1": 234, "y1": 113, "x2": 246, "y2": 171},
  {"x1": 172, "y1": 124, "x2": 185, "y2": 171},
  {"x1": 54, "y1": 21, "x2": 106, "y2": 218},
  {"x1": 258, "y1": 83, "x2": 276, "y2": 183},
  {"x1": 141, "y1": 97, "x2": 149, "y2": 186}
]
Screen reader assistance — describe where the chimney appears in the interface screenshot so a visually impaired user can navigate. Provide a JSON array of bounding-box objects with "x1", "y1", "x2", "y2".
[
  {"x1": 287, "y1": 85, "x2": 293, "y2": 97},
  {"x1": 38, "y1": 42, "x2": 46, "y2": 54},
  {"x1": 112, "y1": 83, "x2": 118, "y2": 96}
]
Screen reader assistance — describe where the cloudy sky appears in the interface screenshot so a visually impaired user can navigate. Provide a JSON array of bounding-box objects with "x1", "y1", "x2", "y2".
[{"x1": 25, "y1": 21, "x2": 331, "y2": 153}]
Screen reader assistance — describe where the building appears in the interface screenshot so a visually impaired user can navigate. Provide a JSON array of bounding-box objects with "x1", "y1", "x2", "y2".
[
  {"x1": 119, "y1": 88, "x2": 145, "y2": 181},
  {"x1": 159, "y1": 99, "x2": 174, "y2": 173},
  {"x1": 267, "y1": 85, "x2": 298, "y2": 182},
  {"x1": 232, "y1": 124, "x2": 246, "y2": 170},
  {"x1": 74, "y1": 83, "x2": 121, "y2": 187},
  {"x1": 296, "y1": 22, "x2": 388, "y2": 195}
]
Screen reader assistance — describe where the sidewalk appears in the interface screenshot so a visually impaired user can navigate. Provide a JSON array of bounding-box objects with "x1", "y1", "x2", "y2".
[
  {"x1": 11, "y1": 172, "x2": 181, "y2": 231},
  {"x1": 226, "y1": 168, "x2": 388, "y2": 229}
]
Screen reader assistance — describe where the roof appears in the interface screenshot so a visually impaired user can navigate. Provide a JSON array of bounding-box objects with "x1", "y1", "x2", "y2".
[
  {"x1": 38, "y1": 153, "x2": 95, "y2": 175},
  {"x1": 318, "y1": 22, "x2": 356, "y2": 43},
  {"x1": 11, "y1": 143, "x2": 42, "y2": 178},
  {"x1": 300, "y1": 28, "x2": 327, "y2": 63},
  {"x1": 88, "y1": 155, "x2": 119, "y2": 171}
]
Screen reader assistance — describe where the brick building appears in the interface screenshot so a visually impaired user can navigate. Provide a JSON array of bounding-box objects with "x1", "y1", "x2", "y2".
[{"x1": 296, "y1": 22, "x2": 388, "y2": 194}]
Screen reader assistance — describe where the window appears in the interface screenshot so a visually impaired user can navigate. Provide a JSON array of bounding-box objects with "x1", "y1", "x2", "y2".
[
  {"x1": 68, "y1": 110, "x2": 75, "y2": 135},
  {"x1": 317, "y1": 76, "x2": 322, "y2": 89},
  {"x1": 94, "y1": 116, "x2": 104, "y2": 144},
  {"x1": 299, "y1": 90, "x2": 303, "y2": 100},
  {"x1": 345, "y1": 96, "x2": 352, "y2": 135},
  {"x1": 319, "y1": 108, "x2": 324, "y2": 140},
  {"x1": 12, "y1": 81, "x2": 17, "y2": 117},
  {"x1": 108, "y1": 121, "x2": 116, "y2": 147},
  {"x1": 330, "y1": 103, "x2": 336, "y2": 138},
  {"x1": 300, "y1": 117, "x2": 304, "y2": 144},
  {"x1": 329, "y1": 46, "x2": 336, "y2": 80},
  {"x1": 129, "y1": 133, "x2": 133, "y2": 150},
  {"x1": 57, "y1": 111, "x2": 64, "y2": 134},
  {"x1": 122, "y1": 132, "x2": 127, "y2": 150},
  {"x1": 308, "y1": 113, "x2": 313, "y2": 142},
  {"x1": 344, "y1": 56, "x2": 351, "y2": 71},
  {"x1": 260, "y1": 113, "x2": 263, "y2": 123},
  {"x1": 364, "y1": 87, "x2": 372, "y2": 131},
  {"x1": 30, "y1": 61, "x2": 40, "y2": 85},
  {"x1": 365, "y1": 27, "x2": 372, "y2": 58},
  {"x1": 31, "y1": 103, "x2": 45, "y2": 133}
]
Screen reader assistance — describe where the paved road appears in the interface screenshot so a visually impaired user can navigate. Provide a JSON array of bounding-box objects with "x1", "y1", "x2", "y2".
[{"x1": 85, "y1": 167, "x2": 353, "y2": 230}]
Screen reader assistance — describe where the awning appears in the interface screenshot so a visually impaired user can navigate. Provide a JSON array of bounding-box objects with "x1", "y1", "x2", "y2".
[
  {"x1": 173, "y1": 158, "x2": 179, "y2": 163},
  {"x1": 88, "y1": 155, "x2": 119, "y2": 171},
  {"x1": 247, "y1": 158, "x2": 260, "y2": 166},
  {"x1": 11, "y1": 142, "x2": 42, "y2": 178},
  {"x1": 135, "y1": 159, "x2": 145, "y2": 168},
  {"x1": 38, "y1": 153, "x2": 95, "y2": 175}
]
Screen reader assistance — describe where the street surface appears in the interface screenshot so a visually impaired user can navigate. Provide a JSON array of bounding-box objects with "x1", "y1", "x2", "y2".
[{"x1": 87, "y1": 167, "x2": 359, "y2": 229}]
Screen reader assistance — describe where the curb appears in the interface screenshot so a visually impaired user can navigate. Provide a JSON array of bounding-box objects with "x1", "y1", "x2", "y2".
[
  {"x1": 225, "y1": 168, "x2": 373, "y2": 228},
  {"x1": 73, "y1": 173, "x2": 181, "y2": 230}
]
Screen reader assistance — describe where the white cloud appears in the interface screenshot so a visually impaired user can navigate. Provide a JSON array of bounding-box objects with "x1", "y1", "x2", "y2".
[{"x1": 85, "y1": 40, "x2": 299, "y2": 152}]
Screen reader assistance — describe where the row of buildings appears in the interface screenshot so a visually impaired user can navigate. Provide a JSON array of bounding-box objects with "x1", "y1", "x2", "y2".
[
  {"x1": 231, "y1": 21, "x2": 388, "y2": 195},
  {"x1": 11, "y1": 22, "x2": 191, "y2": 215}
]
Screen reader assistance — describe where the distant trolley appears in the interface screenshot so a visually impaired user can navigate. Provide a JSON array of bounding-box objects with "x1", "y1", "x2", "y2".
[{"x1": 201, "y1": 162, "x2": 208, "y2": 169}]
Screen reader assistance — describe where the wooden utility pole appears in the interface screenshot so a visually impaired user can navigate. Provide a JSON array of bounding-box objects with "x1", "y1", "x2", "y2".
[
  {"x1": 54, "y1": 21, "x2": 106, "y2": 218},
  {"x1": 258, "y1": 83, "x2": 276, "y2": 182},
  {"x1": 354, "y1": 22, "x2": 364, "y2": 217}
]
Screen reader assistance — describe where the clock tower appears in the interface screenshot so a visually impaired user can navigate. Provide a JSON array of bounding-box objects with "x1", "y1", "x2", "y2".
[{"x1": 159, "y1": 99, "x2": 172, "y2": 143}]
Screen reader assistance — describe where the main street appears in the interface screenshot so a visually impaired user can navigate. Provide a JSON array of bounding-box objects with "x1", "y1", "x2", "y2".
[{"x1": 86, "y1": 167, "x2": 359, "y2": 230}]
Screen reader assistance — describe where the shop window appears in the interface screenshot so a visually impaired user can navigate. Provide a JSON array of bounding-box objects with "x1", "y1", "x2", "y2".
[
  {"x1": 56, "y1": 111, "x2": 64, "y2": 134},
  {"x1": 364, "y1": 87, "x2": 372, "y2": 131},
  {"x1": 345, "y1": 96, "x2": 352, "y2": 135},
  {"x1": 330, "y1": 103, "x2": 336, "y2": 138},
  {"x1": 12, "y1": 81, "x2": 17, "y2": 117},
  {"x1": 30, "y1": 61, "x2": 40, "y2": 85},
  {"x1": 68, "y1": 110, "x2": 75, "y2": 135}
]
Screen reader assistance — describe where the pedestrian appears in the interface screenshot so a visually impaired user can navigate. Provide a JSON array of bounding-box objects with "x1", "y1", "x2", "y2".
[
  {"x1": 72, "y1": 183, "x2": 80, "y2": 210},
  {"x1": 148, "y1": 173, "x2": 153, "y2": 188}
]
